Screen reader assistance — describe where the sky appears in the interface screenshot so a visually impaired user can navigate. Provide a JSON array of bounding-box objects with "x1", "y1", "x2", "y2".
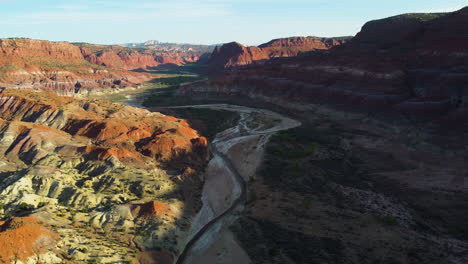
[{"x1": 0, "y1": 0, "x2": 467, "y2": 45}]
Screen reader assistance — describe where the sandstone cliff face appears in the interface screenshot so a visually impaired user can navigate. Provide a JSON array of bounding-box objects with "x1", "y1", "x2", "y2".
[
  {"x1": 0, "y1": 89, "x2": 209, "y2": 263},
  {"x1": 0, "y1": 39, "x2": 151, "y2": 94},
  {"x1": 207, "y1": 36, "x2": 349, "y2": 69},
  {"x1": 78, "y1": 43, "x2": 205, "y2": 70},
  {"x1": 180, "y1": 8, "x2": 468, "y2": 131}
]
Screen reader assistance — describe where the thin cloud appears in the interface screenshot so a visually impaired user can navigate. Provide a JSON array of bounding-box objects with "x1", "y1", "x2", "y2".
[{"x1": 1, "y1": 1, "x2": 233, "y2": 25}]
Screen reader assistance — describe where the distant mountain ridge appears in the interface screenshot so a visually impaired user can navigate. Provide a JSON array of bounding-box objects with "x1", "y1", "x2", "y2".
[
  {"x1": 76, "y1": 42, "x2": 207, "y2": 70},
  {"x1": 120, "y1": 40, "x2": 216, "y2": 54}
]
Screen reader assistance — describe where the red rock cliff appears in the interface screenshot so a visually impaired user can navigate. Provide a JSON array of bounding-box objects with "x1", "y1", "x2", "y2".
[
  {"x1": 207, "y1": 36, "x2": 349, "y2": 69},
  {"x1": 179, "y1": 8, "x2": 468, "y2": 131},
  {"x1": 0, "y1": 39, "x2": 150, "y2": 94},
  {"x1": 78, "y1": 43, "x2": 205, "y2": 70}
]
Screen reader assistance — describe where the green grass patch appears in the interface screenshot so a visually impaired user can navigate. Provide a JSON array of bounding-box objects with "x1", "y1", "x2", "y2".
[
  {"x1": 141, "y1": 75, "x2": 203, "y2": 107},
  {"x1": 101, "y1": 63, "x2": 207, "y2": 105}
]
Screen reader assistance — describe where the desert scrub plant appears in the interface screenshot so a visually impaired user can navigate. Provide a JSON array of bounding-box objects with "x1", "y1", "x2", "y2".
[
  {"x1": 37, "y1": 202, "x2": 48, "y2": 208},
  {"x1": 115, "y1": 227, "x2": 126, "y2": 232},
  {"x1": 18, "y1": 202, "x2": 34, "y2": 211},
  {"x1": 247, "y1": 192, "x2": 257, "y2": 203},
  {"x1": 302, "y1": 199, "x2": 312, "y2": 209},
  {"x1": 1, "y1": 213, "x2": 12, "y2": 220},
  {"x1": 379, "y1": 215, "x2": 399, "y2": 226},
  {"x1": 400, "y1": 12, "x2": 448, "y2": 21}
]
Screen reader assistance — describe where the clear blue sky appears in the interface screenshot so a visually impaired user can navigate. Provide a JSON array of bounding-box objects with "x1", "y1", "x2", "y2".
[{"x1": 0, "y1": 0, "x2": 467, "y2": 45}]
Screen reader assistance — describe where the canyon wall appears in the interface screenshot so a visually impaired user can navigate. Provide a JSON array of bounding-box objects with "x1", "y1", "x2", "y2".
[
  {"x1": 179, "y1": 8, "x2": 468, "y2": 131},
  {"x1": 0, "y1": 39, "x2": 212, "y2": 95},
  {"x1": 207, "y1": 36, "x2": 350, "y2": 69},
  {"x1": 78, "y1": 43, "x2": 208, "y2": 70},
  {"x1": 0, "y1": 38, "x2": 151, "y2": 94}
]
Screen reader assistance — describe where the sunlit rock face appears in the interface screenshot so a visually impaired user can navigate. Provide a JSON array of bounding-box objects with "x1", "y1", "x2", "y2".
[
  {"x1": 78, "y1": 43, "x2": 207, "y2": 70},
  {"x1": 0, "y1": 89, "x2": 209, "y2": 263},
  {"x1": 0, "y1": 38, "x2": 152, "y2": 94}
]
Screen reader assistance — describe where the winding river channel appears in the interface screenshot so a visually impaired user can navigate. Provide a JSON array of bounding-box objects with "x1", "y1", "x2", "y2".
[{"x1": 124, "y1": 95, "x2": 300, "y2": 263}]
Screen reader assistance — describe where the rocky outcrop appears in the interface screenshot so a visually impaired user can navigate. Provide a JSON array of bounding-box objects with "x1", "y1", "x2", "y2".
[
  {"x1": 207, "y1": 36, "x2": 349, "y2": 69},
  {"x1": 0, "y1": 89, "x2": 208, "y2": 165},
  {"x1": 180, "y1": 8, "x2": 468, "y2": 131},
  {"x1": 0, "y1": 39, "x2": 151, "y2": 94},
  {"x1": 0, "y1": 89, "x2": 209, "y2": 263}
]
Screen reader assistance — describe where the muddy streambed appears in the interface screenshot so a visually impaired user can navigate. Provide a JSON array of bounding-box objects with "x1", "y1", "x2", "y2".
[
  {"x1": 122, "y1": 94, "x2": 301, "y2": 263},
  {"x1": 168, "y1": 104, "x2": 300, "y2": 264}
]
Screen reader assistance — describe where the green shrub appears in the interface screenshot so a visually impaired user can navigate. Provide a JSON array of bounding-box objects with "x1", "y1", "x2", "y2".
[
  {"x1": 19, "y1": 202, "x2": 34, "y2": 211},
  {"x1": 37, "y1": 202, "x2": 48, "y2": 208},
  {"x1": 379, "y1": 215, "x2": 399, "y2": 226}
]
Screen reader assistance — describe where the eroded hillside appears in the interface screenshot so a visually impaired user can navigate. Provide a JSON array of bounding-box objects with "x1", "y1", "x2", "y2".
[
  {"x1": 0, "y1": 39, "x2": 151, "y2": 95},
  {"x1": 0, "y1": 89, "x2": 209, "y2": 264},
  {"x1": 77, "y1": 43, "x2": 207, "y2": 70}
]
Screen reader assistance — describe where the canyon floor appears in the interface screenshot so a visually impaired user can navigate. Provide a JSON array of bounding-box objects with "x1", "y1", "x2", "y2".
[
  {"x1": 2, "y1": 7, "x2": 468, "y2": 263},
  {"x1": 128, "y1": 64, "x2": 468, "y2": 264},
  {"x1": 110, "y1": 65, "x2": 303, "y2": 263},
  {"x1": 1, "y1": 61, "x2": 467, "y2": 264}
]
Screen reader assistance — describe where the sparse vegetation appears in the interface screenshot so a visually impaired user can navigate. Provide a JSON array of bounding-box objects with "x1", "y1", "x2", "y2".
[
  {"x1": 25, "y1": 58, "x2": 104, "y2": 74},
  {"x1": 259, "y1": 123, "x2": 368, "y2": 193},
  {"x1": 18, "y1": 202, "x2": 34, "y2": 211},
  {"x1": 37, "y1": 202, "x2": 48, "y2": 208},
  {"x1": 0, "y1": 64, "x2": 19, "y2": 80},
  {"x1": 102, "y1": 63, "x2": 207, "y2": 105},
  {"x1": 400, "y1": 12, "x2": 448, "y2": 21},
  {"x1": 379, "y1": 215, "x2": 399, "y2": 226},
  {"x1": 166, "y1": 107, "x2": 240, "y2": 140}
]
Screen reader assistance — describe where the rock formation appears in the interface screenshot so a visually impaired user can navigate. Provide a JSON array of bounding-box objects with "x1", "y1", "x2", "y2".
[
  {"x1": 78, "y1": 43, "x2": 209, "y2": 70},
  {"x1": 0, "y1": 39, "x2": 212, "y2": 95},
  {"x1": 207, "y1": 36, "x2": 349, "y2": 69},
  {"x1": 0, "y1": 38, "x2": 151, "y2": 94},
  {"x1": 0, "y1": 89, "x2": 209, "y2": 263},
  {"x1": 179, "y1": 7, "x2": 468, "y2": 131}
]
